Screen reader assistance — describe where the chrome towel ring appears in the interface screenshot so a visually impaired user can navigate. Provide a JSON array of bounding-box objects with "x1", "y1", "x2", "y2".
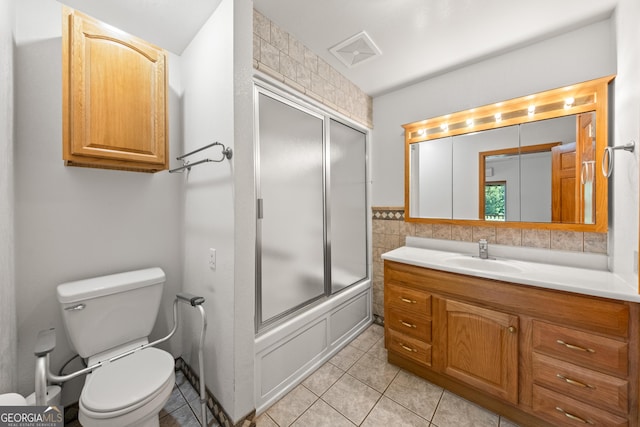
[{"x1": 602, "y1": 141, "x2": 635, "y2": 178}]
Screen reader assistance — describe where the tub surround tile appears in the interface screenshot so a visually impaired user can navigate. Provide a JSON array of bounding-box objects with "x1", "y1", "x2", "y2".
[
  {"x1": 253, "y1": 10, "x2": 372, "y2": 128},
  {"x1": 361, "y1": 396, "x2": 430, "y2": 427}
]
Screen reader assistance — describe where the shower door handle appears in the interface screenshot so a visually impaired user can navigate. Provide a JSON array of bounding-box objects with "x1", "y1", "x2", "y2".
[{"x1": 257, "y1": 198, "x2": 264, "y2": 219}]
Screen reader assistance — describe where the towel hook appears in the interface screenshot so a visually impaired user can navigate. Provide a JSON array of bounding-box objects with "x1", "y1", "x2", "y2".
[{"x1": 602, "y1": 140, "x2": 635, "y2": 178}]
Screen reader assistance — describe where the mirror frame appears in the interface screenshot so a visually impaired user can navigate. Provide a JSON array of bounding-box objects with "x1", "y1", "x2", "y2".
[{"x1": 403, "y1": 75, "x2": 614, "y2": 232}]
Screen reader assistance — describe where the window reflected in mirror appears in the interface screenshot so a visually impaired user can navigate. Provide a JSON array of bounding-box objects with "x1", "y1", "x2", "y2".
[{"x1": 404, "y1": 76, "x2": 611, "y2": 232}]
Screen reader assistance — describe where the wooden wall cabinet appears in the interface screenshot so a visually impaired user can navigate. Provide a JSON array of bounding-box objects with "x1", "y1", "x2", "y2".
[
  {"x1": 62, "y1": 7, "x2": 168, "y2": 172},
  {"x1": 384, "y1": 260, "x2": 638, "y2": 427}
]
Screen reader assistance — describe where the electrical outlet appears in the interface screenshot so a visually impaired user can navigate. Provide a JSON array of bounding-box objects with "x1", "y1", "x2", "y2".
[{"x1": 209, "y1": 248, "x2": 216, "y2": 271}]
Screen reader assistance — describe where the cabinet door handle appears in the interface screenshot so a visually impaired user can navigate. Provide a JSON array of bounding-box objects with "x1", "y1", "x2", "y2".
[
  {"x1": 400, "y1": 320, "x2": 417, "y2": 328},
  {"x1": 400, "y1": 343, "x2": 417, "y2": 353},
  {"x1": 555, "y1": 407, "x2": 594, "y2": 424},
  {"x1": 507, "y1": 326, "x2": 517, "y2": 334},
  {"x1": 556, "y1": 340, "x2": 595, "y2": 353},
  {"x1": 400, "y1": 297, "x2": 417, "y2": 304},
  {"x1": 556, "y1": 374, "x2": 595, "y2": 389}
]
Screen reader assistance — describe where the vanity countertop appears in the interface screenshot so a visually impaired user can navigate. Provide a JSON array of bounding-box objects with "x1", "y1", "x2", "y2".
[{"x1": 382, "y1": 245, "x2": 640, "y2": 303}]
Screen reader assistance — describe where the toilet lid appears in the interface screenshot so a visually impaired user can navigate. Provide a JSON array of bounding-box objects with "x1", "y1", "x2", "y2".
[{"x1": 81, "y1": 347, "x2": 174, "y2": 413}]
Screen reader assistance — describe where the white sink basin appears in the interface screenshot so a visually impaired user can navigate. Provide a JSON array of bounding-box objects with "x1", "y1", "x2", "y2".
[{"x1": 445, "y1": 256, "x2": 524, "y2": 274}]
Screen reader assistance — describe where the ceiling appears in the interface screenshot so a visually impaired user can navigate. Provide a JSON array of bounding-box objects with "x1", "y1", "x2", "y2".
[
  {"x1": 58, "y1": 0, "x2": 224, "y2": 54},
  {"x1": 58, "y1": 0, "x2": 618, "y2": 97}
]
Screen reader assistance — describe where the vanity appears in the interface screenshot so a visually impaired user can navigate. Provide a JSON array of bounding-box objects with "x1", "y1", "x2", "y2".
[
  {"x1": 383, "y1": 245, "x2": 639, "y2": 427},
  {"x1": 383, "y1": 75, "x2": 640, "y2": 426}
]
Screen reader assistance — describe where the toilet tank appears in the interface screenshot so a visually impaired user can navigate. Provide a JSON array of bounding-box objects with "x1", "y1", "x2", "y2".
[{"x1": 57, "y1": 268, "x2": 165, "y2": 359}]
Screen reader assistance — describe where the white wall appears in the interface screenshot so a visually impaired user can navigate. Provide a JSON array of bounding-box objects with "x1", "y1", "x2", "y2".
[
  {"x1": 13, "y1": 0, "x2": 184, "y2": 401},
  {"x1": 373, "y1": 19, "x2": 615, "y2": 207},
  {"x1": 610, "y1": 0, "x2": 640, "y2": 282},
  {"x1": 0, "y1": 0, "x2": 17, "y2": 394},
  {"x1": 179, "y1": 0, "x2": 254, "y2": 421}
]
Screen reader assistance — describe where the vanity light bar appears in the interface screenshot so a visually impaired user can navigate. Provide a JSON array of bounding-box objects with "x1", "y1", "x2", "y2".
[{"x1": 403, "y1": 76, "x2": 611, "y2": 142}]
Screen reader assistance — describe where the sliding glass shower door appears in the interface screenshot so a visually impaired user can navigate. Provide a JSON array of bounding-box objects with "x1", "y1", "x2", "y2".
[
  {"x1": 329, "y1": 119, "x2": 367, "y2": 294},
  {"x1": 256, "y1": 92, "x2": 326, "y2": 326},
  {"x1": 255, "y1": 87, "x2": 368, "y2": 330}
]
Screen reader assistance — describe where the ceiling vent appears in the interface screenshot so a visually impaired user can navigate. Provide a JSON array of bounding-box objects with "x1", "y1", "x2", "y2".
[{"x1": 329, "y1": 31, "x2": 381, "y2": 68}]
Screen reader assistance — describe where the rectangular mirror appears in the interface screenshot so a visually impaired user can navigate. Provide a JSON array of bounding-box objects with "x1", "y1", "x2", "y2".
[{"x1": 403, "y1": 76, "x2": 612, "y2": 232}]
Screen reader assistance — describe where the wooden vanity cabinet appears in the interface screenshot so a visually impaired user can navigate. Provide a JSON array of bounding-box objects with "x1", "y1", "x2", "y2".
[
  {"x1": 384, "y1": 260, "x2": 639, "y2": 427},
  {"x1": 62, "y1": 7, "x2": 168, "y2": 172}
]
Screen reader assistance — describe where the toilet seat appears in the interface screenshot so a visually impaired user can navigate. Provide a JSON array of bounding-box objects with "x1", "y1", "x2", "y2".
[{"x1": 81, "y1": 347, "x2": 174, "y2": 417}]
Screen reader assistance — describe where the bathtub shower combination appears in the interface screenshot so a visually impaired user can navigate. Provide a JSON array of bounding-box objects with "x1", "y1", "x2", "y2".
[{"x1": 253, "y1": 81, "x2": 371, "y2": 412}]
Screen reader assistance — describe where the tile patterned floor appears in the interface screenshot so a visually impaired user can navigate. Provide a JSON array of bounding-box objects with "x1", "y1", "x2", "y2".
[
  {"x1": 256, "y1": 324, "x2": 520, "y2": 427},
  {"x1": 67, "y1": 324, "x2": 519, "y2": 426},
  {"x1": 160, "y1": 370, "x2": 219, "y2": 427}
]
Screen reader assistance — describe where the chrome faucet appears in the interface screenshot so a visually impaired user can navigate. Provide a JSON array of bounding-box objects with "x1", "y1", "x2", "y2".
[{"x1": 478, "y1": 239, "x2": 489, "y2": 259}]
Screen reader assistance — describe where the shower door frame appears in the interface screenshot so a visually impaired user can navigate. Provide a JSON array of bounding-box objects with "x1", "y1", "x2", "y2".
[{"x1": 254, "y1": 81, "x2": 370, "y2": 333}]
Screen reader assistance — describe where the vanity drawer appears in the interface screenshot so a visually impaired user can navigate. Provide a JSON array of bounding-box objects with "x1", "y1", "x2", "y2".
[
  {"x1": 387, "y1": 329, "x2": 431, "y2": 367},
  {"x1": 387, "y1": 308, "x2": 432, "y2": 342},
  {"x1": 532, "y1": 353, "x2": 628, "y2": 415},
  {"x1": 532, "y1": 321, "x2": 628, "y2": 376},
  {"x1": 533, "y1": 384, "x2": 628, "y2": 427},
  {"x1": 386, "y1": 283, "x2": 431, "y2": 316}
]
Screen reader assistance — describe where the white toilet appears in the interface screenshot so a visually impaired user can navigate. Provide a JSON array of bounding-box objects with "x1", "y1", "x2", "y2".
[{"x1": 57, "y1": 268, "x2": 175, "y2": 427}]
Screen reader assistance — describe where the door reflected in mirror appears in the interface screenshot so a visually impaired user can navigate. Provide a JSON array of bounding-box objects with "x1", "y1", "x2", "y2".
[{"x1": 404, "y1": 76, "x2": 611, "y2": 232}]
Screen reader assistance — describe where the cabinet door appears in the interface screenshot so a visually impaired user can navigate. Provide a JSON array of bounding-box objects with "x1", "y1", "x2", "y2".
[
  {"x1": 63, "y1": 7, "x2": 167, "y2": 172},
  {"x1": 439, "y1": 298, "x2": 519, "y2": 404}
]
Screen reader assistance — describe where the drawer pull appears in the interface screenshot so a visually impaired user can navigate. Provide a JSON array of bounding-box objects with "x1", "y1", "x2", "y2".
[
  {"x1": 556, "y1": 374, "x2": 594, "y2": 389},
  {"x1": 400, "y1": 320, "x2": 417, "y2": 328},
  {"x1": 556, "y1": 340, "x2": 595, "y2": 353},
  {"x1": 400, "y1": 343, "x2": 417, "y2": 353},
  {"x1": 400, "y1": 297, "x2": 417, "y2": 304},
  {"x1": 555, "y1": 407, "x2": 594, "y2": 424}
]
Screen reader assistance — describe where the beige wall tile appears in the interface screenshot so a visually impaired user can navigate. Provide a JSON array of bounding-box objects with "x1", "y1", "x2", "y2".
[
  {"x1": 414, "y1": 223, "x2": 433, "y2": 238},
  {"x1": 296, "y1": 63, "x2": 311, "y2": 89},
  {"x1": 303, "y1": 46, "x2": 318, "y2": 73},
  {"x1": 433, "y1": 224, "x2": 452, "y2": 240},
  {"x1": 253, "y1": 9, "x2": 270, "y2": 41},
  {"x1": 288, "y1": 36, "x2": 305, "y2": 63},
  {"x1": 270, "y1": 24, "x2": 289, "y2": 51},
  {"x1": 253, "y1": 34, "x2": 261, "y2": 61},
  {"x1": 522, "y1": 229, "x2": 550, "y2": 249},
  {"x1": 551, "y1": 230, "x2": 583, "y2": 252},
  {"x1": 279, "y1": 52, "x2": 297, "y2": 80},
  {"x1": 472, "y1": 227, "x2": 496, "y2": 244},
  {"x1": 496, "y1": 228, "x2": 522, "y2": 246},
  {"x1": 584, "y1": 232, "x2": 607, "y2": 254},
  {"x1": 260, "y1": 41, "x2": 280, "y2": 70},
  {"x1": 451, "y1": 225, "x2": 473, "y2": 241}
]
